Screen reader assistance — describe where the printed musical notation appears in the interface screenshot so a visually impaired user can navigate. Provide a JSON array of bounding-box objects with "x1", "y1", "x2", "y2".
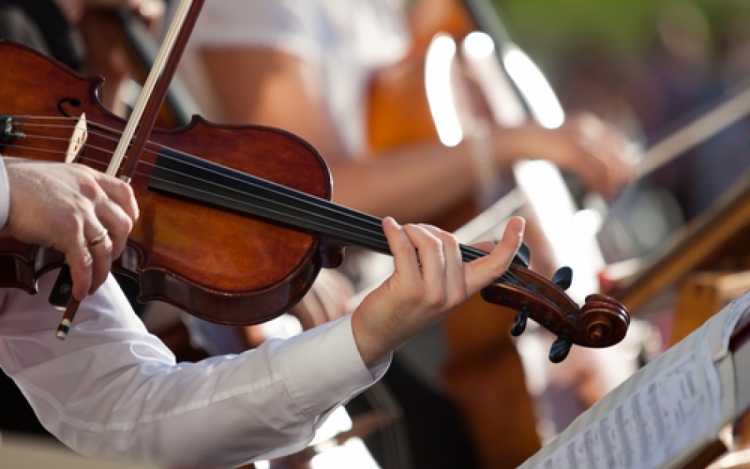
[{"x1": 520, "y1": 291, "x2": 750, "y2": 469}]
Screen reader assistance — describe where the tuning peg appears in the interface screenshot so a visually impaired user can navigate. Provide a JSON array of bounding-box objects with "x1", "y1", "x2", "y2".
[
  {"x1": 514, "y1": 242, "x2": 530, "y2": 267},
  {"x1": 549, "y1": 336, "x2": 572, "y2": 363},
  {"x1": 510, "y1": 304, "x2": 530, "y2": 336},
  {"x1": 552, "y1": 266, "x2": 573, "y2": 290}
]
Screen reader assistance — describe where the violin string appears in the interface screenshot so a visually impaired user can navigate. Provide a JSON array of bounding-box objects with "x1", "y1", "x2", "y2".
[
  {"x1": 4, "y1": 116, "x2": 532, "y2": 286},
  {"x1": 141, "y1": 161, "x2": 524, "y2": 286},
  {"x1": 143, "y1": 156, "x2": 514, "y2": 265}
]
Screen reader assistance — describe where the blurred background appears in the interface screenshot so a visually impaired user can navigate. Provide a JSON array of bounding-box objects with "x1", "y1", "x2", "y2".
[
  {"x1": 498, "y1": 0, "x2": 750, "y2": 235},
  {"x1": 491, "y1": 0, "x2": 750, "y2": 450}
]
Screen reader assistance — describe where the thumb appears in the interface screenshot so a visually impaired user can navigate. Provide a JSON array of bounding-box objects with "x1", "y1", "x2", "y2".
[{"x1": 465, "y1": 216, "x2": 525, "y2": 294}]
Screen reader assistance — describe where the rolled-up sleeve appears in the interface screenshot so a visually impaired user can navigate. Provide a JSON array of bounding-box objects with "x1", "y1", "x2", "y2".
[{"x1": 0, "y1": 272, "x2": 389, "y2": 468}]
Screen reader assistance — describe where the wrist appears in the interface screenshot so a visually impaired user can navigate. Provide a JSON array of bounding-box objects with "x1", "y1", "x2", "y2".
[
  {"x1": 351, "y1": 303, "x2": 397, "y2": 367},
  {"x1": 495, "y1": 122, "x2": 551, "y2": 162},
  {"x1": 351, "y1": 307, "x2": 378, "y2": 366}
]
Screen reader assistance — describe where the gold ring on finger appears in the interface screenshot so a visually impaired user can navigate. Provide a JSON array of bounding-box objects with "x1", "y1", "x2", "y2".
[{"x1": 87, "y1": 230, "x2": 108, "y2": 247}]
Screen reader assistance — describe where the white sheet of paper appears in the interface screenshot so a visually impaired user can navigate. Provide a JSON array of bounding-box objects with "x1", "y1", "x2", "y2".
[{"x1": 528, "y1": 352, "x2": 709, "y2": 469}]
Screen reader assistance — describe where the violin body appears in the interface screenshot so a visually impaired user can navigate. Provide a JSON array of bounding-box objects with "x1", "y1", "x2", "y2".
[{"x1": 0, "y1": 40, "x2": 336, "y2": 325}]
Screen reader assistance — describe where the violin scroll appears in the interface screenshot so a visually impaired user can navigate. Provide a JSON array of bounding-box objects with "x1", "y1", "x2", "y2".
[
  {"x1": 579, "y1": 293, "x2": 630, "y2": 345},
  {"x1": 480, "y1": 263, "x2": 630, "y2": 363}
]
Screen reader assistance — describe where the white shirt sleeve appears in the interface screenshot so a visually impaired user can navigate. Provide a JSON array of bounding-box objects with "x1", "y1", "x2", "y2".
[
  {"x1": 0, "y1": 272, "x2": 389, "y2": 469},
  {"x1": 0, "y1": 157, "x2": 10, "y2": 229}
]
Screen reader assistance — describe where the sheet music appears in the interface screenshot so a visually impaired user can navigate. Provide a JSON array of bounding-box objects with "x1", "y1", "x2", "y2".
[
  {"x1": 527, "y1": 352, "x2": 710, "y2": 469},
  {"x1": 520, "y1": 291, "x2": 750, "y2": 469}
]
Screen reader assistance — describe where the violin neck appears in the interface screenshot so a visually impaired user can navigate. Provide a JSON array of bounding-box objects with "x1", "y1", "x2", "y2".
[{"x1": 149, "y1": 150, "x2": 487, "y2": 262}]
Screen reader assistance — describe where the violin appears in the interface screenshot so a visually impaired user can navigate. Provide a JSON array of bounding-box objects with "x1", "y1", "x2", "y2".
[{"x1": 0, "y1": 38, "x2": 628, "y2": 361}]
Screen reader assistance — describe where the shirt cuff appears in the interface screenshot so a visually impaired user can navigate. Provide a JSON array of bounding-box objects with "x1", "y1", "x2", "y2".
[
  {"x1": 0, "y1": 157, "x2": 9, "y2": 229},
  {"x1": 271, "y1": 314, "x2": 391, "y2": 419}
]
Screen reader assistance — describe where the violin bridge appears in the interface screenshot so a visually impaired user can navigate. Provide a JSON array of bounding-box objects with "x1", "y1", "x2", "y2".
[{"x1": 65, "y1": 113, "x2": 88, "y2": 164}]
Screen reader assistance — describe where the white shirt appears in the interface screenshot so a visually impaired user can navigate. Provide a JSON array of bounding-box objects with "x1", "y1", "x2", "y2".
[
  {"x1": 0, "y1": 159, "x2": 389, "y2": 468},
  {"x1": 189, "y1": 0, "x2": 410, "y2": 156}
]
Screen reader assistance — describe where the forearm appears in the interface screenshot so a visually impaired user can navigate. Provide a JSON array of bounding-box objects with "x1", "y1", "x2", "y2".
[{"x1": 331, "y1": 139, "x2": 493, "y2": 223}]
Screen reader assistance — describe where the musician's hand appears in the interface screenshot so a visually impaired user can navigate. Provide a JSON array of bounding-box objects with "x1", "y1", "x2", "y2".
[
  {"x1": 123, "y1": 0, "x2": 165, "y2": 32},
  {"x1": 351, "y1": 216, "x2": 525, "y2": 365},
  {"x1": 0, "y1": 158, "x2": 138, "y2": 300},
  {"x1": 505, "y1": 113, "x2": 637, "y2": 198}
]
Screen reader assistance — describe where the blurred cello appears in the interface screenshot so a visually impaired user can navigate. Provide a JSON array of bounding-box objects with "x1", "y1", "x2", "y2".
[{"x1": 366, "y1": 0, "x2": 611, "y2": 467}]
